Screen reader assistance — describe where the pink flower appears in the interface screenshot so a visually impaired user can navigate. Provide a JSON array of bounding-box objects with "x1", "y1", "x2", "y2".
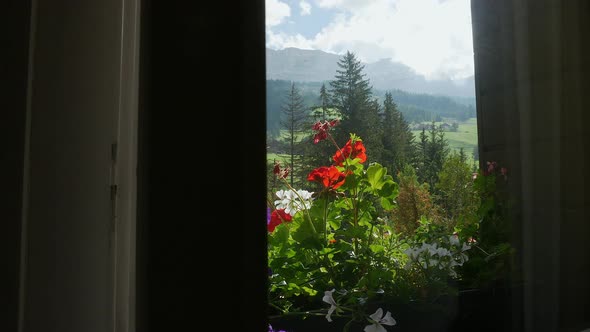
[
  {"x1": 486, "y1": 161, "x2": 497, "y2": 175},
  {"x1": 501, "y1": 167, "x2": 508, "y2": 180}
]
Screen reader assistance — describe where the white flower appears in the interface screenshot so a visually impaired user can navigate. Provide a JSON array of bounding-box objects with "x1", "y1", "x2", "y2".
[
  {"x1": 427, "y1": 243, "x2": 438, "y2": 256},
  {"x1": 430, "y1": 258, "x2": 439, "y2": 267},
  {"x1": 456, "y1": 250, "x2": 469, "y2": 265},
  {"x1": 449, "y1": 234, "x2": 460, "y2": 246},
  {"x1": 436, "y1": 247, "x2": 451, "y2": 257},
  {"x1": 322, "y1": 289, "x2": 337, "y2": 322},
  {"x1": 364, "y1": 308, "x2": 396, "y2": 332},
  {"x1": 274, "y1": 189, "x2": 313, "y2": 215},
  {"x1": 403, "y1": 247, "x2": 418, "y2": 260},
  {"x1": 461, "y1": 243, "x2": 471, "y2": 252}
]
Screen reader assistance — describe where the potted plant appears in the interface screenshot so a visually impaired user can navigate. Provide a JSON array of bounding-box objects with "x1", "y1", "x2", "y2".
[{"x1": 267, "y1": 120, "x2": 488, "y2": 331}]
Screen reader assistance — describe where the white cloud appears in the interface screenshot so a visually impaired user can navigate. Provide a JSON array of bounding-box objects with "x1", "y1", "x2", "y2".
[
  {"x1": 266, "y1": 0, "x2": 291, "y2": 27},
  {"x1": 300, "y1": 1, "x2": 312, "y2": 15},
  {"x1": 266, "y1": 30, "x2": 314, "y2": 50},
  {"x1": 315, "y1": 0, "x2": 381, "y2": 11},
  {"x1": 267, "y1": 0, "x2": 474, "y2": 80}
]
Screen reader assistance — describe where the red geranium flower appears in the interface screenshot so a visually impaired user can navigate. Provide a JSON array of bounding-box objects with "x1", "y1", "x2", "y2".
[
  {"x1": 307, "y1": 166, "x2": 347, "y2": 190},
  {"x1": 333, "y1": 139, "x2": 367, "y2": 166},
  {"x1": 311, "y1": 120, "x2": 339, "y2": 144},
  {"x1": 273, "y1": 160, "x2": 290, "y2": 179},
  {"x1": 267, "y1": 209, "x2": 292, "y2": 233}
]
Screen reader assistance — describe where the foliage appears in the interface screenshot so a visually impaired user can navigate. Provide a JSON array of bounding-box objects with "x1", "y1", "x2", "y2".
[
  {"x1": 455, "y1": 161, "x2": 516, "y2": 290},
  {"x1": 389, "y1": 165, "x2": 441, "y2": 237},
  {"x1": 266, "y1": 79, "x2": 477, "y2": 134},
  {"x1": 396, "y1": 104, "x2": 441, "y2": 123},
  {"x1": 267, "y1": 79, "x2": 322, "y2": 135},
  {"x1": 402, "y1": 217, "x2": 473, "y2": 301},
  {"x1": 415, "y1": 122, "x2": 450, "y2": 190},
  {"x1": 280, "y1": 82, "x2": 308, "y2": 186},
  {"x1": 381, "y1": 92, "x2": 415, "y2": 177},
  {"x1": 329, "y1": 51, "x2": 384, "y2": 164},
  {"x1": 267, "y1": 121, "x2": 477, "y2": 332},
  {"x1": 410, "y1": 119, "x2": 478, "y2": 164},
  {"x1": 265, "y1": 54, "x2": 512, "y2": 332},
  {"x1": 299, "y1": 85, "x2": 343, "y2": 183},
  {"x1": 373, "y1": 89, "x2": 476, "y2": 122},
  {"x1": 435, "y1": 151, "x2": 479, "y2": 230}
]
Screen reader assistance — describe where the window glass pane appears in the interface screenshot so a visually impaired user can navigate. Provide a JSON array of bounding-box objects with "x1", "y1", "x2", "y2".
[
  {"x1": 263, "y1": 1, "x2": 514, "y2": 331},
  {"x1": 265, "y1": 2, "x2": 590, "y2": 332}
]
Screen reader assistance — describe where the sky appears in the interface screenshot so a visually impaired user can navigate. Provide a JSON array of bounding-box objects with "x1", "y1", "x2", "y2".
[{"x1": 265, "y1": 0, "x2": 474, "y2": 81}]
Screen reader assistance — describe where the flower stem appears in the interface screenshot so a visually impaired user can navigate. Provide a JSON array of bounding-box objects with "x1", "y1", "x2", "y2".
[{"x1": 323, "y1": 196, "x2": 329, "y2": 243}]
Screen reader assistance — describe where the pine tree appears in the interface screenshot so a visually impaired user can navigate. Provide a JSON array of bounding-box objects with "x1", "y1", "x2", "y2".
[
  {"x1": 366, "y1": 98, "x2": 384, "y2": 162},
  {"x1": 318, "y1": 83, "x2": 331, "y2": 121},
  {"x1": 381, "y1": 92, "x2": 415, "y2": 177},
  {"x1": 399, "y1": 112, "x2": 416, "y2": 170},
  {"x1": 382, "y1": 93, "x2": 396, "y2": 173},
  {"x1": 415, "y1": 122, "x2": 450, "y2": 190},
  {"x1": 427, "y1": 122, "x2": 450, "y2": 190},
  {"x1": 435, "y1": 122, "x2": 450, "y2": 174},
  {"x1": 329, "y1": 51, "x2": 380, "y2": 158},
  {"x1": 298, "y1": 83, "x2": 338, "y2": 187},
  {"x1": 416, "y1": 128, "x2": 429, "y2": 181},
  {"x1": 458, "y1": 147, "x2": 467, "y2": 163},
  {"x1": 280, "y1": 82, "x2": 307, "y2": 186}
]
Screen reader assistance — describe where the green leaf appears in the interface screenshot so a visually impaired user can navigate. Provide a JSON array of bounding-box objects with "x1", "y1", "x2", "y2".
[
  {"x1": 380, "y1": 197, "x2": 395, "y2": 210},
  {"x1": 272, "y1": 223, "x2": 290, "y2": 244},
  {"x1": 370, "y1": 244, "x2": 385, "y2": 253},
  {"x1": 292, "y1": 217, "x2": 323, "y2": 250},
  {"x1": 287, "y1": 283, "x2": 301, "y2": 295},
  {"x1": 366, "y1": 163, "x2": 387, "y2": 190},
  {"x1": 328, "y1": 214, "x2": 342, "y2": 230},
  {"x1": 285, "y1": 248, "x2": 297, "y2": 258},
  {"x1": 301, "y1": 286, "x2": 318, "y2": 296},
  {"x1": 338, "y1": 225, "x2": 367, "y2": 239},
  {"x1": 378, "y1": 181, "x2": 399, "y2": 199}
]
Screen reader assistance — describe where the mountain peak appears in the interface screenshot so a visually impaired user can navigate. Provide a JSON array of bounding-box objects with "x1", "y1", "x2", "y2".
[{"x1": 266, "y1": 47, "x2": 474, "y2": 97}]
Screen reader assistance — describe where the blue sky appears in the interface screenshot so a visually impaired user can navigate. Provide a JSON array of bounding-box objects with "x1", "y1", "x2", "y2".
[{"x1": 266, "y1": 0, "x2": 474, "y2": 81}]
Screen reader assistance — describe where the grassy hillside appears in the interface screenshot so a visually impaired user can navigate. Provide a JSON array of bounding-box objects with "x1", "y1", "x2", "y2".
[
  {"x1": 411, "y1": 118, "x2": 479, "y2": 164},
  {"x1": 269, "y1": 118, "x2": 479, "y2": 168}
]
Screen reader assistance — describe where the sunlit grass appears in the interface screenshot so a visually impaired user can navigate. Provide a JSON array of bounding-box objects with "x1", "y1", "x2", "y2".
[
  {"x1": 267, "y1": 152, "x2": 290, "y2": 165},
  {"x1": 411, "y1": 117, "x2": 478, "y2": 161},
  {"x1": 269, "y1": 118, "x2": 479, "y2": 167}
]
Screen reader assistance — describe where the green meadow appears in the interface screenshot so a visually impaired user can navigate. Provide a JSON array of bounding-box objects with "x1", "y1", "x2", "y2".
[
  {"x1": 411, "y1": 118, "x2": 479, "y2": 162},
  {"x1": 268, "y1": 118, "x2": 479, "y2": 166}
]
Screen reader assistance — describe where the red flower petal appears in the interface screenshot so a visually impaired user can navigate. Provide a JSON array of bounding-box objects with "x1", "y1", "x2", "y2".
[
  {"x1": 333, "y1": 140, "x2": 366, "y2": 166},
  {"x1": 267, "y1": 209, "x2": 292, "y2": 232},
  {"x1": 307, "y1": 166, "x2": 347, "y2": 190}
]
